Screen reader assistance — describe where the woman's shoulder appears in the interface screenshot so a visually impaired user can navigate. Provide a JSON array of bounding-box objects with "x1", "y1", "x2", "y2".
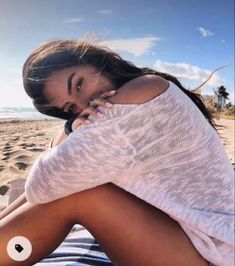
[{"x1": 109, "y1": 75, "x2": 170, "y2": 105}]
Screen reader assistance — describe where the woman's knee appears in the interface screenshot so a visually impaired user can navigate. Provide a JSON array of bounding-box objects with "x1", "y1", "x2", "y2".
[
  {"x1": 55, "y1": 183, "x2": 115, "y2": 223},
  {"x1": 47, "y1": 185, "x2": 113, "y2": 224}
]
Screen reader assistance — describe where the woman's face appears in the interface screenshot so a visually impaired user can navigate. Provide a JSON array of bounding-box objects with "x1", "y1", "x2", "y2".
[{"x1": 44, "y1": 65, "x2": 116, "y2": 115}]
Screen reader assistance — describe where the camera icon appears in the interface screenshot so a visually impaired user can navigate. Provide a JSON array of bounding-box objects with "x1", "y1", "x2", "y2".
[{"x1": 7, "y1": 236, "x2": 32, "y2": 261}]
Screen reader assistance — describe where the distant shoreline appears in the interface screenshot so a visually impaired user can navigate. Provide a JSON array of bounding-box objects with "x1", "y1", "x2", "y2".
[
  {"x1": 0, "y1": 106, "x2": 52, "y2": 120},
  {"x1": 0, "y1": 118, "x2": 58, "y2": 122}
]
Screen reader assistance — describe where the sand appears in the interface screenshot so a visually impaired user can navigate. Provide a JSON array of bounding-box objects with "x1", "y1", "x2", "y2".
[
  {"x1": 216, "y1": 119, "x2": 234, "y2": 165},
  {"x1": 0, "y1": 118, "x2": 234, "y2": 211},
  {"x1": 0, "y1": 119, "x2": 63, "y2": 211}
]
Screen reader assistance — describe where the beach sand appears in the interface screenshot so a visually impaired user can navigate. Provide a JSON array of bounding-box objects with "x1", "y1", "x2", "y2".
[
  {"x1": 0, "y1": 119, "x2": 63, "y2": 211},
  {"x1": 216, "y1": 119, "x2": 235, "y2": 166},
  {"x1": 0, "y1": 118, "x2": 234, "y2": 211}
]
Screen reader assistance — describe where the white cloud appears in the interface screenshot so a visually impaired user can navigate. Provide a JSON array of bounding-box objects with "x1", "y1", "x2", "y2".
[
  {"x1": 197, "y1": 26, "x2": 214, "y2": 37},
  {"x1": 98, "y1": 9, "x2": 112, "y2": 14},
  {"x1": 222, "y1": 39, "x2": 226, "y2": 43},
  {"x1": 63, "y1": 18, "x2": 83, "y2": 24},
  {"x1": 153, "y1": 60, "x2": 223, "y2": 87},
  {"x1": 98, "y1": 37, "x2": 163, "y2": 56}
]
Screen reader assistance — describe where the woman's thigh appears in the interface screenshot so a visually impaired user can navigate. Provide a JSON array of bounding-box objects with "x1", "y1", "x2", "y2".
[{"x1": 73, "y1": 183, "x2": 208, "y2": 266}]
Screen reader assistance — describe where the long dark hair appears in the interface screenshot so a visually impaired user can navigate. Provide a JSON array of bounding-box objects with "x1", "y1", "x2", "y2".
[{"x1": 23, "y1": 39, "x2": 216, "y2": 128}]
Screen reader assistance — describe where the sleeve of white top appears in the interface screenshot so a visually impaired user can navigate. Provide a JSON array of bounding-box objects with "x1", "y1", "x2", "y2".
[{"x1": 25, "y1": 120, "x2": 134, "y2": 204}]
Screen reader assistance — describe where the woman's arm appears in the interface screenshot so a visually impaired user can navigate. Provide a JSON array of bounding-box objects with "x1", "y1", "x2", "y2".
[
  {"x1": 50, "y1": 129, "x2": 68, "y2": 147},
  {"x1": 0, "y1": 192, "x2": 27, "y2": 220},
  {"x1": 109, "y1": 74, "x2": 169, "y2": 105}
]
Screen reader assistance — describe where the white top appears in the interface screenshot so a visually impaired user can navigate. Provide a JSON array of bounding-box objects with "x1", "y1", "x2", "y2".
[{"x1": 25, "y1": 81, "x2": 234, "y2": 265}]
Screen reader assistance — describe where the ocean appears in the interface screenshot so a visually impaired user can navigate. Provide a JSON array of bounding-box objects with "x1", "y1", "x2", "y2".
[{"x1": 0, "y1": 107, "x2": 54, "y2": 120}]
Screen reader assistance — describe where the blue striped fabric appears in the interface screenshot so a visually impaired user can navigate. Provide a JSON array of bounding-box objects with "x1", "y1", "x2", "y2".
[{"x1": 34, "y1": 225, "x2": 113, "y2": 266}]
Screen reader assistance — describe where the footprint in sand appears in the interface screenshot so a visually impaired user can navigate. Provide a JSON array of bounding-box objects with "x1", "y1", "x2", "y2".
[
  {"x1": 11, "y1": 136, "x2": 20, "y2": 142},
  {"x1": 3, "y1": 144, "x2": 12, "y2": 151},
  {"x1": 19, "y1": 143, "x2": 36, "y2": 148},
  {"x1": 2, "y1": 150, "x2": 25, "y2": 157},
  {"x1": 2, "y1": 156, "x2": 10, "y2": 161},
  {"x1": 14, "y1": 155, "x2": 32, "y2": 162},
  {"x1": 14, "y1": 162, "x2": 28, "y2": 171},
  {"x1": 3, "y1": 142, "x2": 11, "y2": 148},
  {"x1": 10, "y1": 161, "x2": 30, "y2": 173},
  {"x1": 0, "y1": 165, "x2": 5, "y2": 172},
  {"x1": 18, "y1": 143, "x2": 40, "y2": 150},
  {"x1": 0, "y1": 185, "x2": 9, "y2": 196},
  {"x1": 28, "y1": 148, "x2": 45, "y2": 152},
  {"x1": 35, "y1": 133, "x2": 45, "y2": 137}
]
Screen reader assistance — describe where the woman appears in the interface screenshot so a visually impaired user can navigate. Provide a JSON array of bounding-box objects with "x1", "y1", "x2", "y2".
[{"x1": 0, "y1": 39, "x2": 233, "y2": 266}]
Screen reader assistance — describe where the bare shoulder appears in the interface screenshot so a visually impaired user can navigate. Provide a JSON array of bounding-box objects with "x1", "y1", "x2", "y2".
[{"x1": 109, "y1": 75, "x2": 170, "y2": 105}]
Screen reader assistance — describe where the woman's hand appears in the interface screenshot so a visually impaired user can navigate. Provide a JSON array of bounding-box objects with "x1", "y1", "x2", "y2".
[
  {"x1": 71, "y1": 90, "x2": 117, "y2": 131},
  {"x1": 52, "y1": 90, "x2": 117, "y2": 146}
]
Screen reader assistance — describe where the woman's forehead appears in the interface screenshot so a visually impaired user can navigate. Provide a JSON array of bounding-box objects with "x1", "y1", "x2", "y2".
[{"x1": 50, "y1": 67, "x2": 78, "y2": 81}]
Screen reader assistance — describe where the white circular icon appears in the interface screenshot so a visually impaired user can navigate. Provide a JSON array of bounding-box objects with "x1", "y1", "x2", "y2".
[{"x1": 7, "y1": 236, "x2": 32, "y2": 261}]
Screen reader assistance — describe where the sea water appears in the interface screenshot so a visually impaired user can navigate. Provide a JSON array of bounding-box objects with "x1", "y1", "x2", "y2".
[{"x1": 0, "y1": 107, "x2": 53, "y2": 119}]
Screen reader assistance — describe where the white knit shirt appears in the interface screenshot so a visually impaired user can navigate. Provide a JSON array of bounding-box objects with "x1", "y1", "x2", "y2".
[{"x1": 25, "y1": 81, "x2": 234, "y2": 265}]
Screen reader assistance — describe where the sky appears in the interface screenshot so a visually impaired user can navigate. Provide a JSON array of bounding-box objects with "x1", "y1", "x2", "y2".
[{"x1": 0, "y1": 0, "x2": 234, "y2": 107}]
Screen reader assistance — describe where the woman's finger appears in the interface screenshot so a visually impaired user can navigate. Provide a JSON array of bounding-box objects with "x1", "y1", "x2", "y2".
[
  {"x1": 71, "y1": 117, "x2": 91, "y2": 131},
  {"x1": 89, "y1": 98, "x2": 113, "y2": 109},
  {"x1": 79, "y1": 106, "x2": 104, "y2": 119},
  {"x1": 98, "y1": 90, "x2": 117, "y2": 99},
  {"x1": 89, "y1": 90, "x2": 117, "y2": 108}
]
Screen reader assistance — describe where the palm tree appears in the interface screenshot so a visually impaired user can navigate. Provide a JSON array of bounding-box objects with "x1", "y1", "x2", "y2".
[{"x1": 214, "y1": 85, "x2": 230, "y2": 111}]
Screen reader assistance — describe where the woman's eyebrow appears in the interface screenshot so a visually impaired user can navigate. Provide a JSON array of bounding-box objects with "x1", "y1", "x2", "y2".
[{"x1": 67, "y1": 72, "x2": 76, "y2": 95}]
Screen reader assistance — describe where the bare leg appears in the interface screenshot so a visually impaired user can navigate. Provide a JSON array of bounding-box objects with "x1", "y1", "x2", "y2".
[
  {"x1": 0, "y1": 183, "x2": 208, "y2": 266},
  {"x1": 0, "y1": 194, "x2": 75, "y2": 265}
]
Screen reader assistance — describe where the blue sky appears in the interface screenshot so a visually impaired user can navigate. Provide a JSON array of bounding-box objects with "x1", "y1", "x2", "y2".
[{"x1": 0, "y1": 0, "x2": 234, "y2": 107}]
